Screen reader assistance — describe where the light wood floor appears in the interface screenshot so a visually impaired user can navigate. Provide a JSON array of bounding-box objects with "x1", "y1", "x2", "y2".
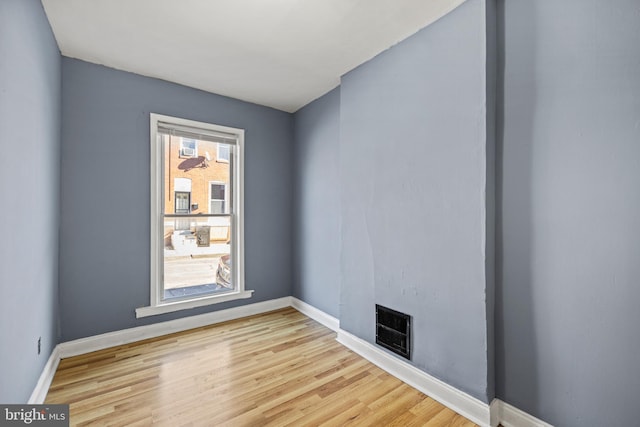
[{"x1": 46, "y1": 308, "x2": 478, "y2": 426}]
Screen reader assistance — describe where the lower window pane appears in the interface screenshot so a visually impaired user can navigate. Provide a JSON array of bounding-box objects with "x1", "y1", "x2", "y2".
[{"x1": 163, "y1": 215, "x2": 232, "y2": 300}]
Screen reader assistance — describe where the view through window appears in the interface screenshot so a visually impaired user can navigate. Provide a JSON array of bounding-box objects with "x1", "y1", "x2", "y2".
[{"x1": 148, "y1": 114, "x2": 246, "y2": 311}]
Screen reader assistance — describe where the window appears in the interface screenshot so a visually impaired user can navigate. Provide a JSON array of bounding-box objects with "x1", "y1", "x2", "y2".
[
  {"x1": 209, "y1": 182, "x2": 227, "y2": 214},
  {"x1": 137, "y1": 114, "x2": 251, "y2": 318},
  {"x1": 180, "y1": 138, "x2": 197, "y2": 158},
  {"x1": 216, "y1": 143, "x2": 230, "y2": 163}
]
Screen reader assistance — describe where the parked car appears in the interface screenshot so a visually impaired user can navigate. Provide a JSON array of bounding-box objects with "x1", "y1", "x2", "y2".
[{"x1": 216, "y1": 254, "x2": 232, "y2": 288}]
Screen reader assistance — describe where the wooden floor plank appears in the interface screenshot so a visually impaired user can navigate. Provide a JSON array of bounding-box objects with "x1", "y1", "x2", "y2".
[{"x1": 46, "y1": 308, "x2": 479, "y2": 426}]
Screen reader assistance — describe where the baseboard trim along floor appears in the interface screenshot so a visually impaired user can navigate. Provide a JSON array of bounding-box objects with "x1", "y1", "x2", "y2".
[
  {"x1": 490, "y1": 399, "x2": 554, "y2": 427},
  {"x1": 28, "y1": 346, "x2": 61, "y2": 404},
  {"x1": 29, "y1": 296, "x2": 552, "y2": 426},
  {"x1": 29, "y1": 297, "x2": 291, "y2": 403},
  {"x1": 337, "y1": 327, "x2": 491, "y2": 426}
]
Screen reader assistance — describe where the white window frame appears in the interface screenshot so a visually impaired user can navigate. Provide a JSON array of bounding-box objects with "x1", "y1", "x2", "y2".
[{"x1": 136, "y1": 113, "x2": 251, "y2": 318}]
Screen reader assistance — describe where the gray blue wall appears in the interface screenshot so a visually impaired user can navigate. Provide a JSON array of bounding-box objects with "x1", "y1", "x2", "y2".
[
  {"x1": 5, "y1": 0, "x2": 640, "y2": 421},
  {"x1": 292, "y1": 88, "x2": 341, "y2": 318},
  {"x1": 496, "y1": 0, "x2": 640, "y2": 425},
  {"x1": 339, "y1": 0, "x2": 492, "y2": 402},
  {"x1": 59, "y1": 58, "x2": 293, "y2": 341},
  {"x1": 0, "y1": 0, "x2": 61, "y2": 403}
]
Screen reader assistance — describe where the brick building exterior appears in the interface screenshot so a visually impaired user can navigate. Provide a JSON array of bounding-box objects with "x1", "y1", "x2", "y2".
[{"x1": 163, "y1": 135, "x2": 231, "y2": 247}]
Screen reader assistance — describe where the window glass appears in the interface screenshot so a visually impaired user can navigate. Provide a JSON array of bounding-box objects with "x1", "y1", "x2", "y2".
[{"x1": 146, "y1": 114, "x2": 246, "y2": 315}]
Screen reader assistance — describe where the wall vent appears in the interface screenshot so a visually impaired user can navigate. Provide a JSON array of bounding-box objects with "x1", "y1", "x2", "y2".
[{"x1": 376, "y1": 304, "x2": 411, "y2": 360}]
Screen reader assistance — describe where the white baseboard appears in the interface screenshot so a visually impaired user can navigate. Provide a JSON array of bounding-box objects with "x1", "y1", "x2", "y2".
[
  {"x1": 28, "y1": 346, "x2": 61, "y2": 404},
  {"x1": 58, "y1": 297, "x2": 291, "y2": 359},
  {"x1": 289, "y1": 297, "x2": 339, "y2": 331},
  {"x1": 337, "y1": 328, "x2": 491, "y2": 427},
  {"x1": 491, "y1": 399, "x2": 553, "y2": 427},
  {"x1": 29, "y1": 296, "x2": 551, "y2": 427},
  {"x1": 490, "y1": 398, "x2": 501, "y2": 427}
]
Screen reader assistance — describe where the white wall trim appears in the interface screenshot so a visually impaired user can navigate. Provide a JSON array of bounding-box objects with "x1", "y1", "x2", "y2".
[
  {"x1": 289, "y1": 297, "x2": 339, "y2": 331},
  {"x1": 490, "y1": 398, "x2": 501, "y2": 427},
  {"x1": 135, "y1": 290, "x2": 254, "y2": 318},
  {"x1": 29, "y1": 296, "x2": 551, "y2": 427},
  {"x1": 59, "y1": 297, "x2": 290, "y2": 359},
  {"x1": 491, "y1": 399, "x2": 553, "y2": 427},
  {"x1": 337, "y1": 328, "x2": 491, "y2": 427},
  {"x1": 28, "y1": 346, "x2": 61, "y2": 404}
]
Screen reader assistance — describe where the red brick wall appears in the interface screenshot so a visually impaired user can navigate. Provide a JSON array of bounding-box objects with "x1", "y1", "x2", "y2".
[{"x1": 163, "y1": 135, "x2": 230, "y2": 214}]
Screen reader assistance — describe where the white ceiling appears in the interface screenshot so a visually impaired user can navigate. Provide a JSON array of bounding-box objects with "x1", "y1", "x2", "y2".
[{"x1": 42, "y1": 0, "x2": 466, "y2": 113}]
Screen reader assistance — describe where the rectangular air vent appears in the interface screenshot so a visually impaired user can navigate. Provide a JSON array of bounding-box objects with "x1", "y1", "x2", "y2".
[{"x1": 376, "y1": 304, "x2": 411, "y2": 360}]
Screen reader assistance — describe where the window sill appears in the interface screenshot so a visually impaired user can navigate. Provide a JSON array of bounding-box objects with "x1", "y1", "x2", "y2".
[{"x1": 135, "y1": 290, "x2": 254, "y2": 318}]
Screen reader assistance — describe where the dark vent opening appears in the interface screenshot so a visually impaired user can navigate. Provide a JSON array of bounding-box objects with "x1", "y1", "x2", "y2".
[{"x1": 376, "y1": 304, "x2": 411, "y2": 360}]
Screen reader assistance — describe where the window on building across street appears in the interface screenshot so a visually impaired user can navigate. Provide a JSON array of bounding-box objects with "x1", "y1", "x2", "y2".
[
  {"x1": 216, "y1": 142, "x2": 230, "y2": 163},
  {"x1": 209, "y1": 182, "x2": 227, "y2": 214},
  {"x1": 136, "y1": 113, "x2": 252, "y2": 318},
  {"x1": 180, "y1": 138, "x2": 197, "y2": 158}
]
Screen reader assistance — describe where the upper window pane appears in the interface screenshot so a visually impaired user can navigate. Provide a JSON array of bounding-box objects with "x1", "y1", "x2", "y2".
[{"x1": 164, "y1": 136, "x2": 231, "y2": 215}]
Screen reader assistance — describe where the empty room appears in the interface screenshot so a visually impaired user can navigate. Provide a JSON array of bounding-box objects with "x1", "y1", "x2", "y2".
[{"x1": 1, "y1": 0, "x2": 639, "y2": 426}]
